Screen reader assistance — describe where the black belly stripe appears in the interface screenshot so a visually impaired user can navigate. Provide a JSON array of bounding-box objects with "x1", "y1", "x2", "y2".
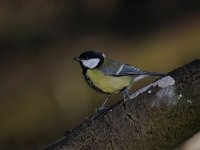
[
  {"x1": 84, "y1": 74, "x2": 110, "y2": 95},
  {"x1": 82, "y1": 68, "x2": 128, "y2": 95},
  {"x1": 83, "y1": 69, "x2": 111, "y2": 95}
]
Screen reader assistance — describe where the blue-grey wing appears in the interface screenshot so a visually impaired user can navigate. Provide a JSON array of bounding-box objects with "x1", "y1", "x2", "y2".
[
  {"x1": 114, "y1": 64, "x2": 166, "y2": 77},
  {"x1": 99, "y1": 59, "x2": 165, "y2": 77},
  {"x1": 114, "y1": 64, "x2": 142, "y2": 76},
  {"x1": 99, "y1": 59, "x2": 143, "y2": 76}
]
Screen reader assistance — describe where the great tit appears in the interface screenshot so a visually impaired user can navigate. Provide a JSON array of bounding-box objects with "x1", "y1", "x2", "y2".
[{"x1": 74, "y1": 51, "x2": 165, "y2": 109}]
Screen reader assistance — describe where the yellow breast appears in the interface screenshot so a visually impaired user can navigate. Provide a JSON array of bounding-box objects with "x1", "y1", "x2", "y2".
[{"x1": 86, "y1": 69, "x2": 133, "y2": 94}]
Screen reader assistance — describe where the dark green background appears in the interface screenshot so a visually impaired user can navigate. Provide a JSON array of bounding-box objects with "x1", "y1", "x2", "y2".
[{"x1": 0, "y1": 0, "x2": 200, "y2": 149}]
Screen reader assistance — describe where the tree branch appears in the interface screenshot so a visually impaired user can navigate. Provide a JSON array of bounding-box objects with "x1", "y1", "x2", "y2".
[{"x1": 43, "y1": 59, "x2": 200, "y2": 150}]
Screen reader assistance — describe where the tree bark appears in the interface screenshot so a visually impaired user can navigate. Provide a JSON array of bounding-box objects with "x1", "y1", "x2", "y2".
[{"x1": 43, "y1": 59, "x2": 200, "y2": 150}]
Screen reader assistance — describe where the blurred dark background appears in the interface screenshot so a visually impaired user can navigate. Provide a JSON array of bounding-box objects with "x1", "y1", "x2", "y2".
[{"x1": 0, "y1": 0, "x2": 200, "y2": 149}]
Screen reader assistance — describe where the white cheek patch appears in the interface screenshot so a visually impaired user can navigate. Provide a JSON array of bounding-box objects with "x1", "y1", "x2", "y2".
[{"x1": 82, "y1": 58, "x2": 100, "y2": 69}]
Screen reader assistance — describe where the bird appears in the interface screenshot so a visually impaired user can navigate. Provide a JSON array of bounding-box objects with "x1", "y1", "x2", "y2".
[{"x1": 74, "y1": 51, "x2": 165, "y2": 111}]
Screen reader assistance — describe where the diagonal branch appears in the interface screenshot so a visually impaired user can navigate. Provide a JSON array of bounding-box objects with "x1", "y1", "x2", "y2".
[{"x1": 43, "y1": 59, "x2": 200, "y2": 150}]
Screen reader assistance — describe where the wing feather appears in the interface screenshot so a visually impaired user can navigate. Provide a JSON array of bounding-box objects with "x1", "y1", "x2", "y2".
[{"x1": 99, "y1": 59, "x2": 144, "y2": 76}]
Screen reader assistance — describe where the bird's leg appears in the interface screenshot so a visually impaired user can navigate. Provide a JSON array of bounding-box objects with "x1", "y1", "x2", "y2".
[
  {"x1": 123, "y1": 87, "x2": 132, "y2": 101},
  {"x1": 96, "y1": 95, "x2": 111, "y2": 113}
]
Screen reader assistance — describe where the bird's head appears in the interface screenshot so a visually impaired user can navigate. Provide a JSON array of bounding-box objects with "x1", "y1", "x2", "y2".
[{"x1": 74, "y1": 51, "x2": 106, "y2": 69}]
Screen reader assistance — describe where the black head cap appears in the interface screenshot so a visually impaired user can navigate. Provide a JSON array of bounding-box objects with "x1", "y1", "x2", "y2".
[
  {"x1": 79, "y1": 51, "x2": 105, "y2": 60},
  {"x1": 74, "y1": 51, "x2": 105, "y2": 69}
]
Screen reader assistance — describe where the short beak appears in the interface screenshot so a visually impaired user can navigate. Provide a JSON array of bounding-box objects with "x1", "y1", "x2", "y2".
[{"x1": 73, "y1": 57, "x2": 81, "y2": 62}]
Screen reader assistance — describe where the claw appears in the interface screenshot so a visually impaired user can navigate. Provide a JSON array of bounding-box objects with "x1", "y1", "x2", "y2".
[
  {"x1": 123, "y1": 87, "x2": 132, "y2": 101},
  {"x1": 95, "y1": 96, "x2": 111, "y2": 113}
]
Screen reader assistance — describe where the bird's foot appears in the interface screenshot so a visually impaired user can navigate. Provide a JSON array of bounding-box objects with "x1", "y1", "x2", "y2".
[
  {"x1": 123, "y1": 93, "x2": 133, "y2": 101},
  {"x1": 95, "y1": 96, "x2": 110, "y2": 113},
  {"x1": 95, "y1": 105, "x2": 107, "y2": 113},
  {"x1": 123, "y1": 88, "x2": 132, "y2": 101}
]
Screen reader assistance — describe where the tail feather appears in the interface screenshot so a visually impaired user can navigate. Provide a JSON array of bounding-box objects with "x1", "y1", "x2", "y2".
[{"x1": 143, "y1": 72, "x2": 166, "y2": 77}]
